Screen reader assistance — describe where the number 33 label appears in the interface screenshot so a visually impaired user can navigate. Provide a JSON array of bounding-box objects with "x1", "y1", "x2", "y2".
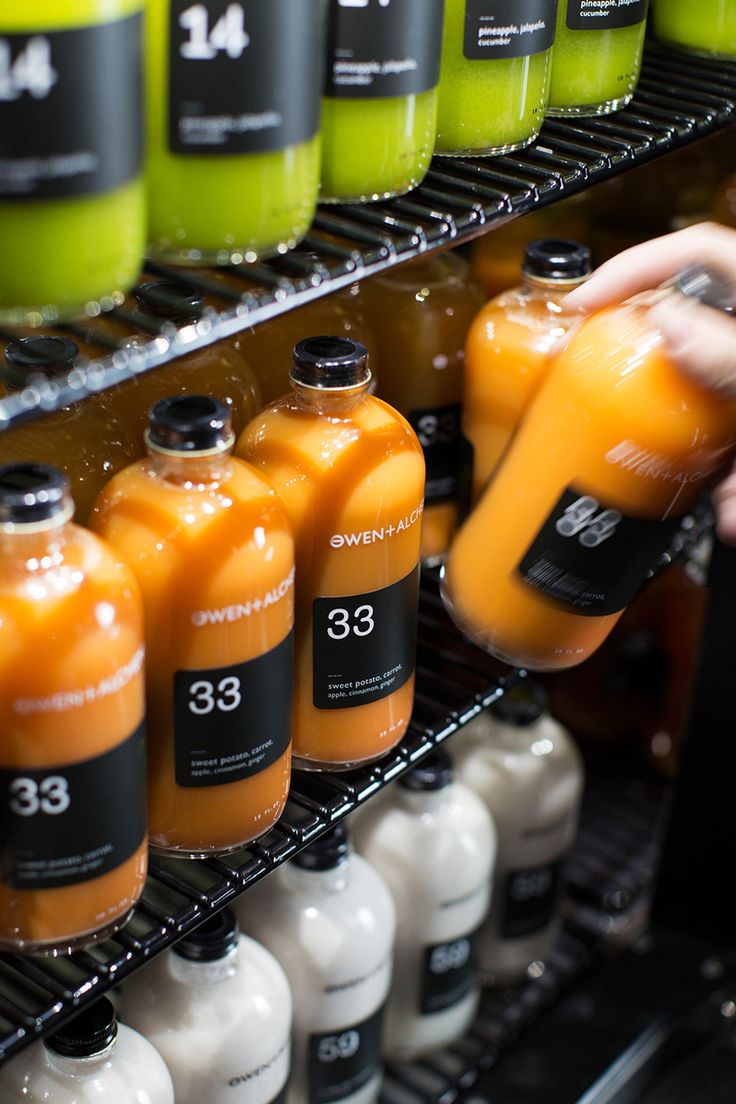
[{"x1": 187, "y1": 675, "x2": 242, "y2": 715}]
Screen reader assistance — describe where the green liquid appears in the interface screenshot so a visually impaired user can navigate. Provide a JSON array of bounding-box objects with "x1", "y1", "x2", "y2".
[
  {"x1": 0, "y1": 0, "x2": 145, "y2": 325},
  {"x1": 436, "y1": 0, "x2": 552, "y2": 155},
  {"x1": 652, "y1": 0, "x2": 736, "y2": 58},
  {"x1": 320, "y1": 90, "x2": 438, "y2": 204},
  {"x1": 549, "y1": 0, "x2": 647, "y2": 115}
]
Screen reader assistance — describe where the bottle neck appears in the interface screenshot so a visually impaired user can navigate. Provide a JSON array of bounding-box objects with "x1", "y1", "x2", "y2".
[
  {"x1": 397, "y1": 787, "x2": 449, "y2": 815},
  {"x1": 145, "y1": 449, "x2": 233, "y2": 487},
  {"x1": 169, "y1": 943, "x2": 240, "y2": 986},
  {"x1": 290, "y1": 379, "x2": 370, "y2": 415},
  {"x1": 0, "y1": 516, "x2": 71, "y2": 560},
  {"x1": 521, "y1": 272, "x2": 589, "y2": 299},
  {"x1": 44, "y1": 1039, "x2": 116, "y2": 1077},
  {"x1": 283, "y1": 855, "x2": 351, "y2": 895}
]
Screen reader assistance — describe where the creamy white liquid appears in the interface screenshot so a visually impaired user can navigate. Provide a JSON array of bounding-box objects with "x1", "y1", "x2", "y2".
[
  {"x1": 0, "y1": 1022, "x2": 174, "y2": 1103},
  {"x1": 354, "y1": 779, "x2": 495, "y2": 1061},
  {"x1": 237, "y1": 850, "x2": 396, "y2": 1104},
  {"x1": 453, "y1": 709, "x2": 584, "y2": 985},
  {"x1": 121, "y1": 934, "x2": 291, "y2": 1104}
]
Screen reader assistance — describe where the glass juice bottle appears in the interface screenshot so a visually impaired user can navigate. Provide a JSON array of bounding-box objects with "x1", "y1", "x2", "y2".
[
  {"x1": 0, "y1": 998, "x2": 175, "y2": 1104},
  {"x1": 436, "y1": 0, "x2": 556, "y2": 156},
  {"x1": 146, "y1": 0, "x2": 325, "y2": 263},
  {"x1": 463, "y1": 239, "x2": 591, "y2": 500},
  {"x1": 443, "y1": 266, "x2": 736, "y2": 672},
  {"x1": 0, "y1": 0, "x2": 145, "y2": 325},
  {"x1": 453, "y1": 683, "x2": 583, "y2": 985},
  {"x1": 0, "y1": 462, "x2": 147, "y2": 954},
  {"x1": 91, "y1": 396, "x2": 295, "y2": 857},
  {"x1": 652, "y1": 0, "x2": 736, "y2": 59},
  {"x1": 93, "y1": 281, "x2": 261, "y2": 444},
  {"x1": 238, "y1": 825, "x2": 396, "y2": 1104},
  {"x1": 548, "y1": 0, "x2": 649, "y2": 117},
  {"x1": 0, "y1": 336, "x2": 139, "y2": 523},
  {"x1": 354, "y1": 750, "x2": 495, "y2": 1061},
  {"x1": 122, "y1": 910, "x2": 292, "y2": 1104},
  {"x1": 361, "y1": 251, "x2": 486, "y2": 564},
  {"x1": 320, "y1": 0, "x2": 444, "y2": 203},
  {"x1": 237, "y1": 337, "x2": 425, "y2": 770}
]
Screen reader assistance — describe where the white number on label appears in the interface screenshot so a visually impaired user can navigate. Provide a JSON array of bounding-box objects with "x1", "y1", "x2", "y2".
[
  {"x1": 0, "y1": 36, "x2": 58, "y2": 101},
  {"x1": 327, "y1": 605, "x2": 375, "y2": 640},
  {"x1": 318, "y1": 1030, "x2": 360, "y2": 1062},
  {"x1": 179, "y1": 3, "x2": 250, "y2": 60},
  {"x1": 510, "y1": 868, "x2": 553, "y2": 902},
  {"x1": 429, "y1": 938, "x2": 470, "y2": 975},
  {"x1": 416, "y1": 411, "x2": 457, "y2": 449},
  {"x1": 9, "y1": 776, "x2": 70, "y2": 817},
  {"x1": 188, "y1": 677, "x2": 242, "y2": 715},
  {"x1": 555, "y1": 496, "x2": 622, "y2": 547}
]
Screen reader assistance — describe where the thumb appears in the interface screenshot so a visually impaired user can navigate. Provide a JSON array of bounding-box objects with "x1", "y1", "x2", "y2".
[{"x1": 648, "y1": 294, "x2": 736, "y2": 399}]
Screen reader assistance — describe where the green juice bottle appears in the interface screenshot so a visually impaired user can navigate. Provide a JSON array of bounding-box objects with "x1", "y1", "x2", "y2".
[
  {"x1": 147, "y1": 0, "x2": 325, "y2": 263},
  {"x1": 0, "y1": 0, "x2": 145, "y2": 326},
  {"x1": 436, "y1": 0, "x2": 556, "y2": 156},
  {"x1": 549, "y1": 0, "x2": 648, "y2": 117},
  {"x1": 321, "y1": 0, "x2": 444, "y2": 204},
  {"x1": 652, "y1": 0, "x2": 736, "y2": 59}
]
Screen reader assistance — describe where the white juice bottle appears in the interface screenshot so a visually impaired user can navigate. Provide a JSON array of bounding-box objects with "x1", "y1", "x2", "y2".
[
  {"x1": 453, "y1": 682, "x2": 584, "y2": 985},
  {"x1": 237, "y1": 824, "x2": 396, "y2": 1104},
  {"x1": 354, "y1": 749, "x2": 496, "y2": 1061},
  {"x1": 121, "y1": 909, "x2": 291, "y2": 1104},
  {"x1": 0, "y1": 997, "x2": 174, "y2": 1103}
]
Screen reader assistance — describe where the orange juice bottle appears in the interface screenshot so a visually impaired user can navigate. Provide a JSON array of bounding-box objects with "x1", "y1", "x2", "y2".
[
  {"x1": 0, "y1": 336, "x2": 138, "y2": 522},
  {"x1": 443, "y1": 265, "x2": 736, "y2": 672},
  {"x1": 0, "y1": 462, "x2": 147, "y2": 953},
  {"x1": 464, "y1": 240, "x2": 591, "y2": 500},
  {"x1": 237, "y1": 337, "x2": 425, "y2": 770},
  {"x1": 91, "y1": 396, "x2": 294, "y2": 857},
  {"x1": 95, "y1": 281, "x2": 260, "y2": 443},
  {"x1": 361, "y1": 252, "x2": 486, "y2": 566}
]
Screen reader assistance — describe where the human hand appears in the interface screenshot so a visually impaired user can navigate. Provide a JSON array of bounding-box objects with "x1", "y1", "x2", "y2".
[{"x1": 565, "y1": 222, "x2": 736, "y2": 542}]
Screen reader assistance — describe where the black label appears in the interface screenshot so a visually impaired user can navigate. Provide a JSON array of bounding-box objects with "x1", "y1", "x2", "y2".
[
  {"x1": 168, "y1": 0, "x2": 325, "y2": 155},
  {"x1": 464, "y1": 0, "x2": 558, "y2": 59},
  {"x1": 325, "y1": 0, "x2": 444, "y2": 99},
  {"x1": 502, "y1": 863, "x2": 562, "y2": 938},
  {"x1": 308, "y1": 1005, "x2": 385, "y2": 1104},
  {"x1": 312, "y1": 568, "x2": 419, "y2": 710},
  {"x1": 174, "y1": 631, "x2": 293, "y2": 787},
  {"x1": 408, "y1": 402, "x2": 474, "y2": 507},
  {"x1": 0, "y1": 16, "x2": 143, "y2": 199},
  {"x1": 0, "y1": 724, "x2": 146, "y2": 890},
  {"x1": 517, "y1": 487, "x2": 681, "y2": 617},
  {"x1": 566, "y1": 0, "x2": 648, "y2": 30},
  {"x1": 420, "y1": 931, "x2": 478, "y2": 1014}
]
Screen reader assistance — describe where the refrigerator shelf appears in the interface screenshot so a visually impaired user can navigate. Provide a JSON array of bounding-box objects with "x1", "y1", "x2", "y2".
[
  {"x1": 0, "y1": 573, "x2": 664, "y2": 1068},
  {"x1": 1, "y1": 42, "x2": 735, "y2": 433}
]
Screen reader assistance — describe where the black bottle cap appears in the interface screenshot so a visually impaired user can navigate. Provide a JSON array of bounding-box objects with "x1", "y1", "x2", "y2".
[
  {"x1": 673, "y1": 264, "x2": 736, "y2": 313},
  {"x1": 45, "y1": 998, "x2": 117, "y2": 1059},
  {"x1": 134, "y1": 282, "x2": 204, "y2": 325},
  {"x1": 146, "y1": 395, "x2": 233, "y2": 453},
  {"x1": 291, "y1": 337, "x2": 370, "y2": 389},
  {"x1": 2, "y1": 335, "x2": 79, "y2": 389},
  {"x1": 293, "y1": 823, "x2": 350, "y2": 871},
  {"x1": 173, "y1": 909, "x2": 239, "y2": 962},
  {"x1": 489, "y1": 681, "x2": 548, "y2": 727},
  {"x1": 523, "y1": 239, "x2": 591, "y2": 281},
  {"x1": 0, "y1": 463, "x2": 70, "y2": 526},
  {"x1": 398, "y1": 748, "x2": 453, "y2": 792}
]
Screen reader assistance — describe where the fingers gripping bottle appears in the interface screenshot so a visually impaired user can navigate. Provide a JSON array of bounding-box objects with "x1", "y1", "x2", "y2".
[
  {"x1": 91, "y1": 396, "x2": 295, "y2": 856},
  {"x1": 463, "y1": 240, "x2": 591, "y2": 500},
  {"x1": 0, "y1": 463, "x2": 147, "y2": 953},
  {"x1": 0, "y1": 997, "x2": 175, "y2": 1104},
  {"x1": 443, "y1": 265, "x2": 736, "y2": 672},
  {"x1": 452, "y1": 683, "x2": 583, "y2": 985},
  {"x1": 237, "y1": 338, "x2": 425, "y2": 771},
  {"x1": 354, "y1": 750, "x2": 496, "y2": 1061}
]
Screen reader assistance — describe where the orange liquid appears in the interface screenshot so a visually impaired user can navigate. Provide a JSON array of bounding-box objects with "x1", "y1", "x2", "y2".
[
  {"x1": 362, "y1": 252, "x2": 486, "y2": 562},
  {"x1": 237, "y1": 386, "x2": 425, "y2": 768},
  {"x1": 0, "y1": 523, "x2": 147, "y2": 952},
  {"x1": 445, "y1": 301, "x2": 736, "y2": 672},
  {"x1": 464, "y1": 280, "x2": 582, "y2": 500},
  {"x1": 91, "y1": 453, "x2": 294, "y2": 855}
]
